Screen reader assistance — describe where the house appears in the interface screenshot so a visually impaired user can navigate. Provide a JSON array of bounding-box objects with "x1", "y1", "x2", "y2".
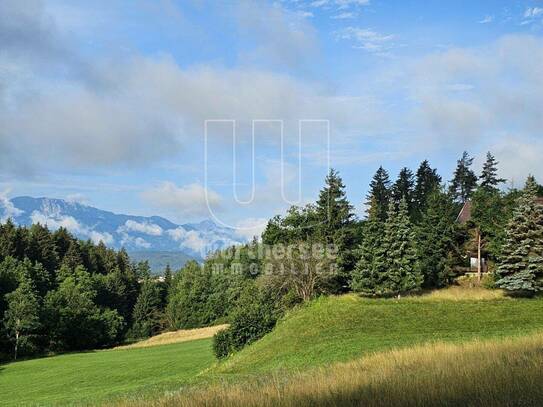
[
  {"x1": 456, "y1": 197, "x2": 543, "y2": 278},
  {"x1": 456, "y1": 201, "x2": 487, "y2": 276}
]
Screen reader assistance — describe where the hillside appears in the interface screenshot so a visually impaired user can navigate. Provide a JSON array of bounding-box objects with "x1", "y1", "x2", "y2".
[
  {"x1": 214, "y1": 290, "x2": 543, "y2": 375},
  {"x1": 3, "y1": 289, "x2": 543, "y2": 406},
  {"x1": 131, "y1": 333, "x2": 543, "y2": 407}
]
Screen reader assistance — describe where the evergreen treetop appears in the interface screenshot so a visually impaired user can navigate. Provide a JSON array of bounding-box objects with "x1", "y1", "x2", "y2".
[
  {"x1": 366, "y1": 166, "x2": 391, "y2": 222},
  {"x1": 449, "y1": 151, "x2": 478, "y2": 203},
  {"x1": 413, "y1": 160, "x2": 442, "y2": 218},
  {"x1": 392, "y1": 167, "x2": 415, "y2": 211},
  {"x1": 479, "y1": 152, "x2": 505, "y2": 191},
  {"x1": 316, "y1": 168, "x2": 354, "y2": 240}
]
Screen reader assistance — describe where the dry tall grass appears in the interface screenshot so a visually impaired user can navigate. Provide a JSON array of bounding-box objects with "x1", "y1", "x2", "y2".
[
  {"x1": 418, "y1": 285, "x2": 506, "y2": 301},
  {"x1": 115, "y1": 324, "x2": 229, "y2": 350},
  {"x1": 116, "y1": 332, "x2": 543, "y2": 407}
]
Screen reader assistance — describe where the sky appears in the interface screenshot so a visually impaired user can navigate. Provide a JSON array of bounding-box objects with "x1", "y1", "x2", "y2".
[{"x1": 1, "y1": 0, "x2": 543, "y2": 236}]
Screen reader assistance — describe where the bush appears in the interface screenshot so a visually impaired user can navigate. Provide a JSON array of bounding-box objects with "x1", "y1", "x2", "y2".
[
  {"x1": 212, "y1": 283, "x2": 279, "y2": 359},
  {"x1": 213, "y1": 328, "x2": 233, "y2": 359}
]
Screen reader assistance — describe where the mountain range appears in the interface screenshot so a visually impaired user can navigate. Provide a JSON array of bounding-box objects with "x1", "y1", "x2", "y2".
[{"x1": 0, "y1": 196, "x2": 248, "y2": 270}]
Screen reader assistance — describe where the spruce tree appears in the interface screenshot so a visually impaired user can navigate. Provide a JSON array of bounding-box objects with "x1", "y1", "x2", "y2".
[
  {"x1": 449, "y1": 151, "x2": 478, "y2": 203},
  {"x1": 384, "y1": 198, "x2": 423, "y2": 295},
  {"x1": 131, "y1": 278, "x2": 162, "y2": 338},
  {"x1": 366, "y1": 166, "x2": 391, "y2": 221},
  {"x1": 351, "y1": 198, "x2": 386, "y2": 295},
  {"x1": 315, "y1": 169, "x2": 356, "y2": 290},
  {"x1": 416, "y1": 190, "x2": 457, "y2": 287},
  {"x1": 316, "y1": 168, "x2": 354, "y2": 241},
  {"x1": 413, "y1": 160, "x2": 442, "y2": 219},
  {"x1": 479, "y1": 152, "x2": 505, "y2": 192},
  {"x1": 392, "y1": 167, "x2": 415, "y2": 215},
  {"x1": 496, "y1": 176, "x2": 543, "y2": 294}
]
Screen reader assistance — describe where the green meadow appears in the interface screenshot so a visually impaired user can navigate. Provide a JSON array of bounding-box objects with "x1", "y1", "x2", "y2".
[
  {"x1": 2, "y1": 289, "x2": 543, "y2": 406},
  {"x1": 0, "y1": 338, "x2": 214, "y2": 406}
]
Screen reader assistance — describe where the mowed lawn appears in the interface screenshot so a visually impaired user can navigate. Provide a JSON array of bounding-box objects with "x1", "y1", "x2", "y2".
[
  {"x1": 0, "y1": 338, "x2": 215, "y2": 406},
  {"x1": 215, "y1": 291, "x2": 543, "y2": 375}
]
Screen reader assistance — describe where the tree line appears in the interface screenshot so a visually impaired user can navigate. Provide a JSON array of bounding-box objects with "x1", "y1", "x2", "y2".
[{"x1": 1, "y1": 151, "x2": 542, "y2": 361}]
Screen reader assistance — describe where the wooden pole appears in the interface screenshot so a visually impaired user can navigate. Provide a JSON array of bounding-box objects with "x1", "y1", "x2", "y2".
[{"x1": 477, "y1": 228, "x2": 482, "y2": 283}]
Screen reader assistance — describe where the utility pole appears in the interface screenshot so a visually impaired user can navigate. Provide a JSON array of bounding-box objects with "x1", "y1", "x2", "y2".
[{"x1": 477, "y1": 228, "x2": 482, "y2": 283}]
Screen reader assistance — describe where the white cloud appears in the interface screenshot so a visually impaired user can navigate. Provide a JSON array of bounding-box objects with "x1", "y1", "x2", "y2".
[
  {"x1": 331, "y1": 12, "x2": 356, "y2": 19},
  {"x1": 87, "y1": 230, "x2": 115, "y2": 245},
  {"x1": 478, "y1": 15, "x2": 494, "y2": 24},
  {"x1": 2, "y1": 55, "x2": 379, "y2": 174},
  {"x1": 335, "y1": 0, "x2": 369, "y2": 7},
  {"x1": 310, "y1": 0, "x2": 369, "y2": 8},
  {"x1": 235, "y1": 1, "x2": 318, "y2": 69},
  {"x1": 0, "y1": 1, "x2": 374, "y2": 175},
  {"x1": 234, "y1": 218, "x2": 268, "y2": 240},
  {"x1": 118, "y1": 220, "x2": 163, "y2": 236},
  {"x1": 66, "y1": 193, "x2": 90, "y2": 205},
  {"x1": 409, "y1": 35, "x2": 543, "y2": 145},
  {"x1": 298, "y1": 11, "x2": 314, "y2": 18},
  {"x1": 524, "y1": 7, "x2": 543, "y2": 18},
  {"x1": 167, "y1": 227, "x2": 209, "y2": 254},
  {"x1": 336, "y1": 27, "x2": 394, "y2": 54},
  {"x1": 180, "y1": 231, "x2": 208, "y2": 253},
  {"x1": 142, "y1": 182, "x2": 222, "y2": 218},
  {"x1": 0, "y1": 191, "x2": 23, "y2": 222},
  {"x1": 489, "y1": 137, "x2": 543, "y2": 186},
  {"x1": 310, "y1": 0, "x2": 329, "y2": 7},
  {"x1": 30, "y1": 210, "x2": 114, "y2": 244}
]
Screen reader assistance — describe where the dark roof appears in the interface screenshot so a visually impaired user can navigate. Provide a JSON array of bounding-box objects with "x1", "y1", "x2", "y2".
[{"x1": 456, "y1": 201, "x2": 472, "y2": 224}]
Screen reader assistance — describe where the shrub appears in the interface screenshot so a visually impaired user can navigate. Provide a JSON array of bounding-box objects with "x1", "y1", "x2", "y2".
[
  {"x1": 212, "y1": 283, "x2": 279, "y2": 359},
  {"x1": 213, "y1": 328, "x2": 233, "y2": 359}
]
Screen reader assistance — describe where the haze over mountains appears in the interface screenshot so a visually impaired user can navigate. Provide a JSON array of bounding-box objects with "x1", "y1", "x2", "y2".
[{"x1": 0, "y1": 196, "x2": 248, "y2": 269}]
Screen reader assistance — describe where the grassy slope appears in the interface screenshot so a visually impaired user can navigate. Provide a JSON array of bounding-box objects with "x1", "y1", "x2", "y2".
[
  {"x1": 4, "y1": 289, "x2": 543, "y2": 406},
  {"x1": 0, "y1": 338, "x2": 214, "y2": 406},
  {"x1": 139, "y1": 333, "x2": 543, "y2": 407},
  {"x1": 215, "y1": 291, "x2": 543, "y2": 375}
]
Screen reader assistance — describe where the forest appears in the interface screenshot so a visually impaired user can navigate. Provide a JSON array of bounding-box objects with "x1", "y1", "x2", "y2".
[{"x1": 1, "y1": 151, "x2": 542, "y2": 361}]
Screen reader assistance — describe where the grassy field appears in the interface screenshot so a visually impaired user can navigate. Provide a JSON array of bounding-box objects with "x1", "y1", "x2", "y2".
[
  {"x1": 0, "y1": 338, "x2": 215, "y2": 406},
  {"x1": 2, "y1": 288, "x2": 543, "y2": 406},
  {"x1": 215, "y1": 290, "x2": 543, "y2": 375},
  {"x1": 129, "y1": 332, "x2": 543, "y2": 406}
]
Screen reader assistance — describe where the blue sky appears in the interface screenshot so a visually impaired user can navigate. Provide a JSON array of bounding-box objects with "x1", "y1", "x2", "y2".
[{"x1": 2, "y1": 0, "x2": 543, "y2": 236}]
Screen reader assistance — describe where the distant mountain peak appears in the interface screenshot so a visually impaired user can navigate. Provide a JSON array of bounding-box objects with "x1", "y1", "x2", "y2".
[{"x1": 0, "y1": 196, "x2": 247, "y2": 259}]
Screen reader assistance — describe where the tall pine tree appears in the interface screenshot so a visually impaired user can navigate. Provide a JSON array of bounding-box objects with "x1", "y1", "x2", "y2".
[
  {"x1": 316, "y1": 169, "x2": 356, "y2": 291},
  {"x1": 383, "y1": 199, "x2": 423, "y2": 295},
  {"x1": 130, "y1": 278, "x2": 163, "y2": 338},
  {"x1": 351, "y1": 197, "x2": 386, "y2": 295},
  {"x1": 354, "y1": 199, "x2": 422, "y2": 296},
  {"x1": 416, "y1": 190, "x2": 458, "y2": 287},
  {"x1": 366, "y1": 166, "x2": 391, "y2": 222},
  {"x1": 479, "y1": 152, "x2": 505, "y2": 192},
  {"x1": 495, "y1": 176, "x2": 543, "y2": 294},
  {"x1": 316, "y1": 168, "x2": 354, "y2": 241},
  {"x1": 449, "y1": 151, "x2": 478, "y2": 203},
  {"x1": 392, "y1": 167, "x2": 415, "y2": 216},
  {"x1": 413, "y1": 160, "x2": 442, "y2": 220}
]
